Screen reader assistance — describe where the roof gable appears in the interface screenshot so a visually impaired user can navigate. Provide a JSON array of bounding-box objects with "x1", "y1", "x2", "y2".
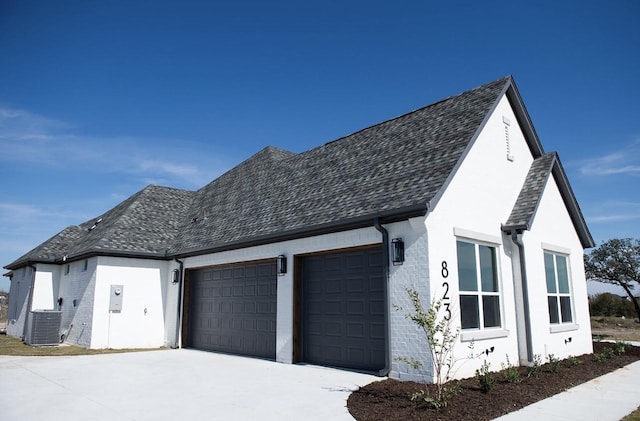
[{"x1": 503, "y1": 152, "x2": 594, "y2": 248}]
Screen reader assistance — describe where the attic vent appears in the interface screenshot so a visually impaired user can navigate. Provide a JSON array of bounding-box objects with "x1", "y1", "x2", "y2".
[
  {"x1": 503, "y1": 116, "x2": 514, "y2": 161},
  {"x1": 88, "y1": 217, "x2": 103, "y2": 231}
]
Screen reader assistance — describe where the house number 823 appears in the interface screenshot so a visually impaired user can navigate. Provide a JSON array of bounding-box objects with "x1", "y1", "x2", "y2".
[{"x1": 441, "y1": 261, "x2": 451, "y2": 320}]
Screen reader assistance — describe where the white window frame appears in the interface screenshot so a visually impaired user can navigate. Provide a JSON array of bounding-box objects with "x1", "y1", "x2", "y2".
[
  {"x1": 456, "y1": 236, "x2": 504, "y2": 334},
  {"x1": 544, "y1": 250, "x2": 575, "y2": 327}
]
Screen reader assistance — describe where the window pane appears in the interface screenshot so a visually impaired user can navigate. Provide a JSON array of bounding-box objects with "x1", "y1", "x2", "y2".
[
  {"x1": 548, "y1": 296, "x2": 559, "y2": 324},
  {"x1": 560, "y1": 296, "x2": 572, "y2": 323},
  {"x1": 480, "y1": 245, "x2": 498, "y2": 292},
  {"x1": 544, "y1": 253, "x2": 556, "y2": 293},
  {"x1": 457, "y1": 241, "x2": 477, "y2": 292},
  {"x1": 482, "y1": 295, "x2": 501, "y2": 328},
  {"x1": 556, "y1": 256, "x2": 570, "y2": 294},
  {"x1": 460, "y1": 295, "x2": 479, "y2": 329}
]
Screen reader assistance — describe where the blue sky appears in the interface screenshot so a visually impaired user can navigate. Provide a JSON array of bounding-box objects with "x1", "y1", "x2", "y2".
[{"x1": 1, "y1": 1, "x2": 638, "y2": 292}]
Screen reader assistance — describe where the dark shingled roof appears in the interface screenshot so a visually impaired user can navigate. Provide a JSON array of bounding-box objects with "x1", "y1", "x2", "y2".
[
  {"x1": 504, "y1": 153, "x2": 557, "y2": 230},
  {"x1": 4, "y1": 75, "x2": 594, "y2": 269},
  {"x1": 503, "y1": 152, "x2": 594, "y2": 248},
  {"x1": 169, "y1": 76, "x2": 511, "y2": 254},
  {"x1": 6, "y1": 185, "x2": 195, "y2": 269}
]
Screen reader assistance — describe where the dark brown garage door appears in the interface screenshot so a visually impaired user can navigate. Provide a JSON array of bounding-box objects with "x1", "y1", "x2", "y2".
[
  {"x1": 188, "y1": 261, "x2": 277, "y2": 359},
  {"x1": 301, "y1": 247, "x2": 385, "y2": 372}
]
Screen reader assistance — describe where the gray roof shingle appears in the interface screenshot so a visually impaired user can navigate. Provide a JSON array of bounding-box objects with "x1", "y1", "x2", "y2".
[
  {"x1": 6, "y1": 185, "x2": 195, "y2": 269},
  {"x1": 170, "y1": 77, "x2": 511, "y2": 254},
  {"x1": 5, "y1": 75, "x2": 594, "y2": 269},
  {"x1": 503, "y1": 152, "x2": 594, "y2": 247},
  {"x1": 504, "y1": 153, "x2": 557, "y2": 230}
]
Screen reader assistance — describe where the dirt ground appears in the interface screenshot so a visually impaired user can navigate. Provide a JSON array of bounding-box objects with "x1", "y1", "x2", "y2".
[
  {"x1": 348, "y1": 342, "x2": 640, "y2": 421},
  {"x1": 590, "y1": 316, "x2": 640, "y2": 342}
]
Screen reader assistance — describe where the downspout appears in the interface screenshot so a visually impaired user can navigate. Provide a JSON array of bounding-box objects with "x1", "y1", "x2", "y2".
[
  {"x1": 173, "y1": 257, "x2": 184, "y2": 349},
  {"x1": 373, "y1": 218, "x2": 391, "y2": 376},
  {"x1": 510, "y1": 231, "x2": 533, "y2": 363},
  {"x1": 22, "y1": 262, "x2": 37, "y2": 340}
]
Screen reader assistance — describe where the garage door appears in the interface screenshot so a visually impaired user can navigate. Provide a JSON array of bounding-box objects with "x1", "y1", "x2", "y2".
[
  {"x1": 188, "y1": 261, "x2": 277, "y2": 359},
  {"x1": 301, "y1": 247, "x2": 385, "y2": 372}
]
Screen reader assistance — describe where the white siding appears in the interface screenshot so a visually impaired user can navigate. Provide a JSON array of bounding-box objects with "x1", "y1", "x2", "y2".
[
  {"x1": 520, "y1": 176, "x2": 593, "y2": 360},
  {"x1": 90, "y1": 257, "x2": 170, "y2": 349},
  {"x1": 423, "y1": 95, "x2": 535, "y2": 380},
  {"x1": 31, "y1": 269, "x2": 55, "y2": 310},
  {"x1": 59, "y1": 259, "x2": 97, "y2": 347},
  {"x1": 6, "y1": 267, "x2": 32, "y2": 338},
  {"x1": 387, "y1": 218, "x2": 431, "y2": 382}
]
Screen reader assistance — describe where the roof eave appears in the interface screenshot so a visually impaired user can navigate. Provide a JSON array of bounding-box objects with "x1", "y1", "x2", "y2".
[
  {"x1": 504, "y1": 79, "x2": 545, "y2": 158},
  {"x1": 174, "y1": 203, "x2": 428, "y2": 259},
  {"x1": 550, "y1": 158, "x2": 595, "y2": 248}
]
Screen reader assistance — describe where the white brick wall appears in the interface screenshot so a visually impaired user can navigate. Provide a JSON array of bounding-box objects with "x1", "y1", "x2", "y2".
[
  {"x1": 6, "y1": 266, "x2": 32, "y2": 338},
  {"x1": 59, "y1": 259, "x2": 97, "y2": 347},
  {"x1": 387, "y1": 221, "x2": 433, "y2": 382}
]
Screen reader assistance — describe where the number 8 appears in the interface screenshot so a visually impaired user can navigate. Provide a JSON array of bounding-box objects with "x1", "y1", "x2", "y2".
[{"x1": 441, "y1": 261, "x2": 448, "y2": 278}]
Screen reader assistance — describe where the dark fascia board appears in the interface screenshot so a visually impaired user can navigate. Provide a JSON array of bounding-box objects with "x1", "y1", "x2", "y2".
[
  {"x1": 4, "y1": 204, "x2": 428, "y2": 268},
  {"x1": 4, "y1": 249, "x2": 173, "y2": 270},
  {"x1": 550, "y1": 156, "x2": 595, "y2": 248},
  {"x1": 57, "y1": 249, "x2": 173, "y2": 264},
  {"x1": 505, "y1": 79, "x2": 545, "y2": 158},
  {"x1": 501, "y1": 155, "x2": 595, "y2": 249},
  {"x1": 429, "y1": 76, "x2": 545, "y2": 212},
  {"x1": 5, "y1": 258, "x2": 51, "y2": 271},
  {"x1": 428, "y1": 79, "x2": 512, "y2": 211},
  {"x1": 7, "y1": 206, "x2": 429, "y2": 268},
  {"x1": 501, "y1": 224, "x2": 529, "y2": 233},
  {"x1": 504, "y1": 81, "x2": 593, "y2": 248},
  {"x1": 502, "y1": 153, "x2": 556, "y2": 234},
  {"x1": 174, "y1": 203, "x2": 428, "y2": 259}
]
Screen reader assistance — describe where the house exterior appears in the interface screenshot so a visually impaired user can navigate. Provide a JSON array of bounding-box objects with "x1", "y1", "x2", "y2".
[{"x1": 4, "y1": 76, "x2": 594, "y2": 382}]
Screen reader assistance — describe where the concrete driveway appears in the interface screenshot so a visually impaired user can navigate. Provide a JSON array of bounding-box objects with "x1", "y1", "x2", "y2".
[{"x1": 0, "y1": 349, "x2": 379, "y2": 421}]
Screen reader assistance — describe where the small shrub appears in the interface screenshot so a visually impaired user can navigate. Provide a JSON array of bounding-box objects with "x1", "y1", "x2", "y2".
[
  {"x1": 594, "y1": 347, "x2": 615, "y2": 362},
  {"x1": 395, "y1": 290, "x2": 466, "y2": 409},
  {"x1": 615, "y1": 340, "x2": 628, "y2": 355},
  {"x1": 501, "y1": 354, "x2": 521, "y2": 384},
  {"x1": 527, "y1": 354, "x2": 542, "y2": 378},
  {"x1": 568, "y1": 355, "x2": 583, "y2": 366},
  {"x1": 410, "y1": 383, "x2": 461, "y2": 411},
  {"x1": 546, "y1": 354, "x2": 561, "y2": 373},
  {"x1": 475, "y1": 361, "x2": 496, "y2": 393}
]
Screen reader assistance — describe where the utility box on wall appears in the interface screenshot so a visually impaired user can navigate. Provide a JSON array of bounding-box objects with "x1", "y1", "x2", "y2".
[{"x1": 109, "y1": 285, "x2": 124, "y2": 312}]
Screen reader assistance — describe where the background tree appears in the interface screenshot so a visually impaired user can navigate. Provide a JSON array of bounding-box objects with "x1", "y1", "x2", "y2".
[
  {"x1": 589, "y1": 292, "x2": 635, "y2": 318},
  {"x1": 585, "y1": 238, "x2": 640, "y2": 322}
]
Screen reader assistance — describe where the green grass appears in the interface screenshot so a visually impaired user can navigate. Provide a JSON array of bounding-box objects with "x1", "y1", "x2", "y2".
[{"x1": 0, "y1": 333, "x2": 163, "y2": 356}]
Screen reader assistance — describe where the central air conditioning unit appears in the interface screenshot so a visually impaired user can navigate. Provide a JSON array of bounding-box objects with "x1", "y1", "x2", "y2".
[{"x1": 25, "y1": 311, "x2": 62, "y2": 346}]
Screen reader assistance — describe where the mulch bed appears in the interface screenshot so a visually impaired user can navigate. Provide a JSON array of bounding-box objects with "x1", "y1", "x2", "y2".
[{"x1": 348, "y1": 342, "x2": 640, "y2": 421}]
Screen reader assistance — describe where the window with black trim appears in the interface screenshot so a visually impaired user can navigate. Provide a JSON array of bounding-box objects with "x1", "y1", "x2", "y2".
[
  {"x1": 544, "y1": 252, "x2": 572, "y2": 324},
  {"x1": 64, "y1": 264, "x2": 70, "y2": 275},
  {"x1": 82, "y1": 260, "x2": 88, "y2": 272},
  {"x1": 457, "y1": 240, "x2": 502, "y2": 330}
]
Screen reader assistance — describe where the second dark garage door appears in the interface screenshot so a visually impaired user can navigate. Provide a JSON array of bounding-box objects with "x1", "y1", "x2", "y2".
[
  {"x1": 188, "y1": 261, "x2": 277, "y2": 359},
  {"x1": 301, "y1": 247, "x2": 386, "y2": 372}
]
